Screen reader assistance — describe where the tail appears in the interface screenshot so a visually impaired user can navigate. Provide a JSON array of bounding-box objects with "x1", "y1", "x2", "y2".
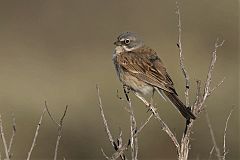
[{"x1": 161, "y1": 90, "x2": 196, "y2": 120}]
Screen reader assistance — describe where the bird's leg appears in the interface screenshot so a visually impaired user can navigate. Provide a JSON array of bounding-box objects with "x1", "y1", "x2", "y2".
[
  {"x1": 123, "y1": 85, "x2": 130, "y2": 101},
  {"x1": 123, "y1": 85, "x2": 130, "y2": 93}
]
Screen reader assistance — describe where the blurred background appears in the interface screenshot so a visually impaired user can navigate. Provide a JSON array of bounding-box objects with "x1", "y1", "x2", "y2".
[{"x1": 0, "y1": 0, "x2": 239, "y2": 159}]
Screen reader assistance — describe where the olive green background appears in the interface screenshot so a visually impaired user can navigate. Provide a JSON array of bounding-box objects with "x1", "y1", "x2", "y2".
[{"x1": 0, "y1": 0, "x2": 239, "y2": 159}]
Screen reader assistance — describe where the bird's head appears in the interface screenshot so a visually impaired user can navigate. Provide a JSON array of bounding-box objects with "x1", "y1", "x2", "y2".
[{"x1": 114, "y1": 32, "x2": 144, "y2": 51}]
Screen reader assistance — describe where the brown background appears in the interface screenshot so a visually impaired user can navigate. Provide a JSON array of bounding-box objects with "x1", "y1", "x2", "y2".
[{"x1": 0, "y1": 0, "x2": 239, "y2": 159}]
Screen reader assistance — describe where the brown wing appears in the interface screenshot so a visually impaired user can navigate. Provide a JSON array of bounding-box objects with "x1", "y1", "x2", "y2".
[{"x1": 116, "y1": 46, "x2": 177, "y2": 94}]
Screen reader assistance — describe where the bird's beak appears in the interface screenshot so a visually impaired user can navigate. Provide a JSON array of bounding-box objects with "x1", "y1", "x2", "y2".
[{"x1": 114, "y1": 40, "x2": 121, "y2": 46}]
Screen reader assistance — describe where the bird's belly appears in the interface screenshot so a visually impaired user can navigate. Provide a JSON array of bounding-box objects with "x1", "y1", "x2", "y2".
[{"x1": 121, "y1": 72, "x2": 153, "y2": 95}]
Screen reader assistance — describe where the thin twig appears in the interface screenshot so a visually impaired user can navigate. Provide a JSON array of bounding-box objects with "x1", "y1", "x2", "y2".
[
  {"x1": 135, "y1": 113, "x2": 153, "y2": 136},
  {"x1": 26, "y1": 108, "x2": 46, "y2": 160},
  {"x1": 222, "y1": 107, "x2": 234, "y2": 160},
  {"x1": 97, "y1": 85, "x2": 126, "y2": 160},
  {"x1": 209, "y1": 77, "x2": 226, "y2": 95},
  {"x1": 96, "y1": 85, "x2": 115, "y2": 149},
  {"x1": 175, "y1": 2, "x2": 226, "y2": 160},
  {"x1": 205, "y1": 111, "x2": 221, "y2": 160},
  {"x1": 193, "y1": 80, "x2": 202, "y2": 114},
  {"x1": 208, "y1": 146, "x2": 215, "y2": 160},
  {"x1": 54, "y1": 105, "x2": 68, "y2": 160},
  {"x1": 110, "y1": 144, "x2": 128, "y2": 160},
  {"x1": 101, "y1": 143, "x2": 129, "y2": 160},
  {"x1": 112, "y1": 91, "x2": 180, "y2": 158},
  {"x1": 133, "y1": 92, "x2": 180, "y2": 156},
  {"x1": 176, "y1": 3, "x2": 196, "y2": 159},
  {"x1": 200, "y1": 39, "x2": 225, "y2": 109},
  {"x1": 44, "y1": 102, "x2": 68, "y2": 160},
  {"x1": 8, "y1": 113, "x2": 16, "y2": 158},
  {"x1": 123, "y1": 87, "x2": 138, "y2": 160},
  {"x1": 0, "y1": 115, "x2": 10, "y2": 160},
  {"x1": 98, "y1": 85, "x2": 154, "y2": 160},
  {"x1": 176, "y1": 1, "x2": 190, "y2": 107},
  {"x1": 176, "y1": 4, "x2": 196, "y2": 159},
  {"x1": 45, "y1": 101, "x2": 59, "y2": 126},
  {"x1": 101, "y1": 148, "x2": 110, "y2": 160},
  {"x1": 180, "y1": 38, "x2": 224, "y2": 160},
  {"x1": 117, "y1": 130, "x2": 123, "y2": 152}
]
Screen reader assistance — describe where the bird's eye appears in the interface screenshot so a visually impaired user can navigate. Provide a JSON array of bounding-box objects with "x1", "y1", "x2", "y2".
[{"x1": 124, "y1": 39, "x2": 130, "y2": 44}]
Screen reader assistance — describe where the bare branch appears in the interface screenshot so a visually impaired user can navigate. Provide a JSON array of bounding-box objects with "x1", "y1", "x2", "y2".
[
  {"x1": 0, "y1": 115, "x2": 10, "y2": 160},
  {"x1": 44, "y1": 102, "x2": 68, "y2": 160},
  {"x1": 96, "y1": 85, "x2": 115, "y2": 149},
  {"x1": 54, "y1": 105, "x2": 68, "y2": 160},
  {"x1": 123, "y1": 87, "x2": 138, "y2": 160},
  {"x1": 110, "y1": 144, "x2": 128, "y2": 160},
  {"x1": 175, "y1": 3, "x2": 199, "y2": 159},
  {"x1": 209, "y1": 77, "x2": 226, "y2": 95},
  {"x1": 117, "y1": 130, "x2": 123, "y2": 151},
  {"x1": 8, "y1": 113, "x2": 16, "y2": 158},
  {"x1": 185, "y1": 38, "x2": 225, "y2": 118},
  {"x1": 205, "y1": 111, "x2": 221, "y2": 160},
  {"x1": 193, "y1": 80, "x2": 202, "y2": 114},
  {"x1": 59, "y1": 106, "x2": 68, "y2": 126},
  {"x1": 176, "y1": 1, "x2": 190, "y2": 107},
  {"x1": 45, "y1": 101, "x2": 60, "y2": 126},
  {"x1": 182, "y1": 38, "x2": 224, "y2": 139},
  {"x1": 44, "y1": 101, "x2": 69, "y2": 160},
  {"x1": 179, "y1": 37, "x2": 225, "y2": 159},
  {"x1": 27, "y1": 108, "x2": 46, "y2": 160},
  {"x1": 98, "y1": 85, "x2": 155, "y2": 160},
  {"x1": 101, "y1": 148, "x2": 110, "y2": 160},
  {"x1": 97, "y1": 85, "x2": 127, "y2": 160},
  {"x1": 101, "y1": 144, "x2": 129, "y2": 160},
  {"x1": 133, "y1": 92, "x2": 180, "y2": 156},
  {"x1": 208, "y1": 146, "x2": 215, "y2": 160},
  {"x1": 135, "y1": 113, "x2": 153, "y2": 136},
  {"x1": 117, "y1": 88, "x2": 153, "y2": 138},
  {"x1": 175, "y1": 2, "x2": 226, "y2": 160},
  {"x1": 222, "y1": 107, "x2": 234, "y2": 160},
  {"x1": 201, "y1": 39, "x2": 225, "y2": 109}
]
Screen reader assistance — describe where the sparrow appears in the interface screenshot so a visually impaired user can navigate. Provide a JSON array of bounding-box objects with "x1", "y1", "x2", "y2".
[{"x1": 112, "y1": 32, "x2": 196, "y2": 120}]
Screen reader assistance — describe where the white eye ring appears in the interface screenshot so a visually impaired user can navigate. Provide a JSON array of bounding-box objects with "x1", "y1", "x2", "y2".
[{"x1": 124, "y1": 39, "x2": 130, "y2": 44}]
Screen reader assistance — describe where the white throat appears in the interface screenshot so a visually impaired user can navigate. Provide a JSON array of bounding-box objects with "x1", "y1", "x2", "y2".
[{"x1": 114, "y1": 46, "x2": 124, "y2": 55}]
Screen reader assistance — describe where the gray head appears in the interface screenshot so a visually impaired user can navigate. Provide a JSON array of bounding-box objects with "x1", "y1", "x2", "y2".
[{"x1": 114, "y1": 32, "x2": 144, "y2": 51}]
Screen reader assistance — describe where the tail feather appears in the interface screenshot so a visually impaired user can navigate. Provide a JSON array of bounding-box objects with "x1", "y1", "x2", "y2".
[{"x1": 161, "y1": 90, "x2": 196, "y2": 120}]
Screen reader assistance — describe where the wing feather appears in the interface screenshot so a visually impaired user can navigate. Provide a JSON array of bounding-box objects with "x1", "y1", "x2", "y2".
[{"x1": 116, "y1": 46, "x2": 177, "y2": 94}]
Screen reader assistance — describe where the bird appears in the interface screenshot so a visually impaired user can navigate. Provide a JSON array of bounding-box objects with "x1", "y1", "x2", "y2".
[{"x1": 112, "y1": 32, "x2": 196, "y2": 120}]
